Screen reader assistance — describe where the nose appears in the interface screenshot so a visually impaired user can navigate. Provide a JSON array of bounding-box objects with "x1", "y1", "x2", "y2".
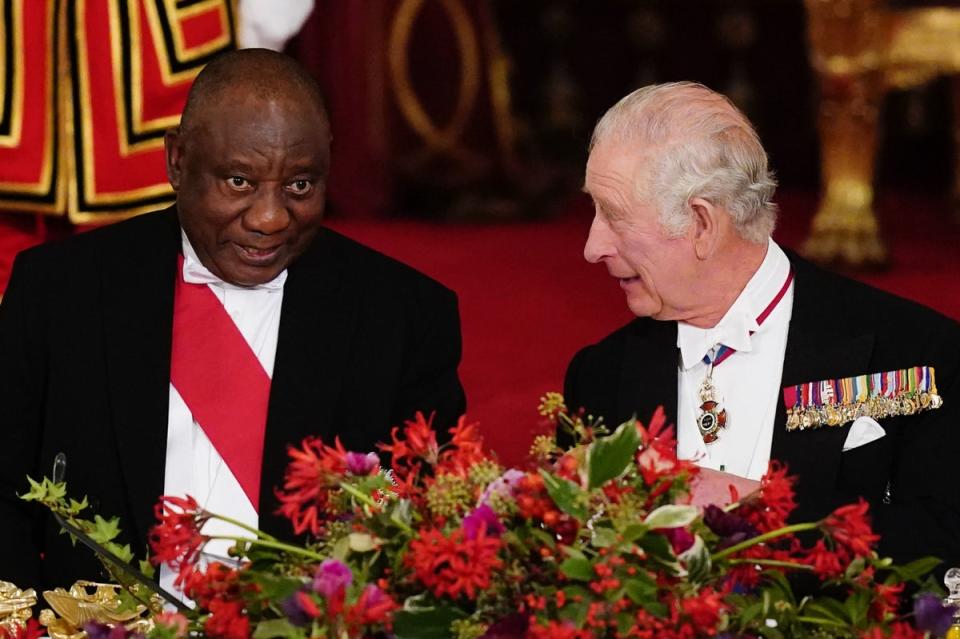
[
  {"x1": 243, "y1": 188, "x2": 291, "y2": 235},
  {"x1": 584, "y1": 214, "x2": 614, "y2": 264}
]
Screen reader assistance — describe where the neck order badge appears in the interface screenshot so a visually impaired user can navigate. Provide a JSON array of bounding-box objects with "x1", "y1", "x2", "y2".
[{"x1": 696, "y1": 269, "x2": 795, "y2": 444}]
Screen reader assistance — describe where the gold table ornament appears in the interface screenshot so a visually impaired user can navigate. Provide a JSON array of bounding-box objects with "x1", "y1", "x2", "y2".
[
  {"x1": 39, "y1": 582, "x2": 157, "y2": 639},
  {"x1": 0, "y1": 581, "x2": 38, "y2": 633}
]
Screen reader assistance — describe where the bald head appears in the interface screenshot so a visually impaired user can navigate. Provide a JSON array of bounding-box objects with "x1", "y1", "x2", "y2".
[
  {"x1": 180, "y1": 48, "x2": 329, "y2": 137},
  {"x1": 165, "y1": 49, "x2": 332, "y2": 287}
]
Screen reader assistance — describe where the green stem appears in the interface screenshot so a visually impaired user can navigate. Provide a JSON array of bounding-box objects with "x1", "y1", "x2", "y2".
[
  {"x1": 340, "y1": 482, "x2": 379, "y2": 509},
  {"x1": 793, "y1": 616, "x2": 849, "y2": 628},
  {"x1": 209, "y1": 536, "x2": 326, "y2": 562},
  {"x1": 711, "y1": 522, "x2": 820, "y2": 561},
  {"x1": 205, "y1": 513, "x2": 277, "y2": 541},
  {"x1": 727, "y1": 558, "x2": 814, "y2": 571}
]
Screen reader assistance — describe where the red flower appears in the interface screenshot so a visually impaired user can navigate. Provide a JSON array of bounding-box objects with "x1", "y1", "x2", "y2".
[
  {"x1": 437, "y1": 416, "x2": 488, "y2": 476},
  {"x1": 823, "y1": 499, "x2": 880, "y2": 559},
  {"x1": 345, "y1": 584, "x2": 399, "y2": 628},
  {"x1": 274, "y1": 436, "x2": 348, "y2": 536},
  {"x1": 635, "y1": 408, "x2": 697, "y2": 488},
  {"x1": 204, "y1": 598, "x2": 249, "y2": 639},
  {"x1": 739, "y1": 461, "x2": 797, "y2": 533},
  {"x1": 182, "y1": 562, "x2": 245, "y2": 609},
  {"x1": 405, "y1": 527, "x2": 503, "y2": 600},
  {"x1": 379, "y1": 412, "x2": 440, "y2": 469},
  {"x1": 0, "y1": 619, "x2": 43, "y2": 639},
  {"x1": 803, "y1": 539, "x2": 845, "y2": 579},
  {"x1": 870, "y1": 581, "x2": 904, "y2": 621},
  {"x1": 148, "y1": 495, "x2": 209, "y2": 585},
  {"x1": 678, "y1": 587, "x2": 726, "y2": 630},
  {"x1": 525, "y1": 619, "x2": 593, "y2": 639}
]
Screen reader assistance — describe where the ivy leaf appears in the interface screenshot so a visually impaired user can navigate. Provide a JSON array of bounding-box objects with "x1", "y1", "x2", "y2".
[
  {"x1": 539, "y1": 470, "x2": 588, "y2": 520},
  {"x1": 89, "y1": 515, "x2": 122, "y2": 545},
  {"x1": 587, "y1": 419, "x2": 641, "y2": 489}
]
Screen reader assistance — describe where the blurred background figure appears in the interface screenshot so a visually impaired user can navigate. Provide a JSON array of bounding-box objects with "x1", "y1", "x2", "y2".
[{"x1": 1, "y1": 0, "x2": 958, "y2": 464}]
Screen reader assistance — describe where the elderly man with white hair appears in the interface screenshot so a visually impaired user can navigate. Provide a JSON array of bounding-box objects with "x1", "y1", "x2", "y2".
[{"x1": 565, "y1": 81, "x2": 960, "y2": 569}]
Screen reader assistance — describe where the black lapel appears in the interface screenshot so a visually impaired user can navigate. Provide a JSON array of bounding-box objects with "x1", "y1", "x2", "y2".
[
  {"x1": 258, "y1": 229, "x2": 361, "y2": 538},
  {"x1": 100, "y1": 208, "x2": 180, "y2": 542},
  {"x1": 771, "y1": 257, "x2": 874, "y2": 507},
  {"x1": 617, "y1": 319, "x2": 680, "y2": 429}
]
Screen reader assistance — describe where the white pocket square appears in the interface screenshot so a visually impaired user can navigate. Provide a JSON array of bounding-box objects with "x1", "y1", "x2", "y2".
[{"x1": 842, "y1": 416, "x2": 886, "y2": 452}]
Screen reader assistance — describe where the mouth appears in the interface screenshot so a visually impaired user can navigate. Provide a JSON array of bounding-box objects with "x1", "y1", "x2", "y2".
[
  {"x1": 233, "y1": 242, "x2": 283, "y2": 266},
  {"x1": 618, "y1": 275, "x2": 641, "y2": 289}
]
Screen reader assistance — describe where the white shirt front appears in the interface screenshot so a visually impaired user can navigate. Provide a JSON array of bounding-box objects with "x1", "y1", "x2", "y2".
[
  {"x1": 675, "y1": 239, "x2": 794, "y2": 480},
  {"x1": 159, "y1": 232, "x2": 286, "y2": 595}
]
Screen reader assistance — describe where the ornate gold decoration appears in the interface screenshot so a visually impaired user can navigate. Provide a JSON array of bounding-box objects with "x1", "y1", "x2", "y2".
[
  {"x1": 388, "y1": 0, "x2": 482, "y2": 166},
  {"x1": 0, "y1": 581, "x2": 37, "y2": 633},
  {"x1": 804, "y1": 0, "x2": 960, "y2": 267},
  {"x1": 39, "y1": 581, "x2": 158, "y2": 639}
]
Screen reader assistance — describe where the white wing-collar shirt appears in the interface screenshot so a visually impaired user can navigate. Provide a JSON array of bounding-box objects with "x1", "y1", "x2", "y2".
[
  {"x1": 675, "y1": 238, "x2": 794, "y2": 480},
  {"x1": 160, "y1": 231, "x2": 287, "y2": 596}
]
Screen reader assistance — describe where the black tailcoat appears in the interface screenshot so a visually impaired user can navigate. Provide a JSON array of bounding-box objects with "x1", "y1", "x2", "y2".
[
  {"x1": 0, "y1": 208, "x2": 466, "y2": 590},
  {"x1": 565, "y1": 254, "x2": 960, "y2": 570}
]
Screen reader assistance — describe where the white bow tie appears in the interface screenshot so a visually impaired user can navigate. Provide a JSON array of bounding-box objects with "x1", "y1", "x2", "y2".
[
  {"x1": 678, "y1": 312, "x2": 758, "y2": 370},
  {"x1": 182, "y1": 253, "x2": 287, "y2": 291}
]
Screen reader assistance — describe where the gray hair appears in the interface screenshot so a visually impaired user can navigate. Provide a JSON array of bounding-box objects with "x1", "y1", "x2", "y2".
[{"x1": 590, "y1": 82, "x2": 777, "y2": 244}]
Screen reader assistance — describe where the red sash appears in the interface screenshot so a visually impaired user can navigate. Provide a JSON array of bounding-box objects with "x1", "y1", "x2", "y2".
[{"x1": 170, "y1": 255, "x2": 270, "y2": 511}]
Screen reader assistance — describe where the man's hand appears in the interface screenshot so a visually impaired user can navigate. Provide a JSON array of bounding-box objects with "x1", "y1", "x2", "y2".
[{"x1": 690, "y1": 467, "x2": 760, "y2": 508}]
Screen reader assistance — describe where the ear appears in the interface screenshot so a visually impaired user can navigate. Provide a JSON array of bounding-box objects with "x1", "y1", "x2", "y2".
[
  {"x1": 164, "y1": 127, "x2": 183, "y2": 190},
  {"x1": 688, "y1": 197, "x2": 724, "y2": 260}
]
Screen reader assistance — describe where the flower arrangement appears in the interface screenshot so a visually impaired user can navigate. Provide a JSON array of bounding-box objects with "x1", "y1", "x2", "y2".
[{"x1": 23, "y1": 394, "x2": 957, "y2": 639}]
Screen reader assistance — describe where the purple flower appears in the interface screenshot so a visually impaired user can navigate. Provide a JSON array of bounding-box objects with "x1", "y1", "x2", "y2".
[
  {"x1": 462, "y1": 504, "x2": 505, "y2": 540},
  {"x1": 480, "y1": 613, "x2": 528, "y2": 638},
  {"x1": 346, "y1": 451, "x2": 380, "y2": 475},
  {"x1": 84, "y1": 623, "x2": 142, "y2": 639},
  {"x1": 479, "y1": 468, "x2": 525, "y2": 505},
  {"x1": 703, "y1": 505, "x2": 759, "y2": 548},
  {"x1": 312, "y1": 558, "x2": 353, "y2": 598},
  {"x1": 661, "y1": 526, "x2": 695, "y2": 555},
  {"x1": 281, "y1": 590, "x2": 321, "y2": 627},
  {"x1": 914, "y1": 592, "x2": 955, "y2": 636}
]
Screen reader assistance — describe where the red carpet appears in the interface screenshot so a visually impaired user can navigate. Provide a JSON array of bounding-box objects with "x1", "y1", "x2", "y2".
[{"x1": 1, "y1": 191, "x2": 958, "y2": 465}]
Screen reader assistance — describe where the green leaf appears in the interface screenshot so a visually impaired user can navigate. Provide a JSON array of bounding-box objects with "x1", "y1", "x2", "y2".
[
  {"x1": 802, "y1": 598, "x2": 850, "y2": 624},
  {"x1": 539, "y1": 470, "x2": 588, "y2": 520},
  {"x1": 587, "y1": 419, "x2": 641, "y2": 489},
  {"x1": 638, "y1": 533, "x2": 672, "y2": 561},
  {"x1": 558, "y1": 600, "x2": 589, "y2": 626},
  {"x1": 560, "y1": 557, "x2": 594, "y2": 581},
  {"x1": 623, "y1": 574, "x2": 657, "y2": 604},
  {"x1": 393, "y1": 604, "x2": 467, "y2": 639},
  {"x1": 643, "y1": 504, "x2": 697, "y2": 529},
  {"x1": 620, "y1": 524, "x2": 647, "y2": 543},
  {"x1": 89, "y1": 515, "x2": 122, "y2": 544},
  {"x1": 528, "y1": 526, "x2": 557, "y2": 550},
  {"x1": 252, "y1": 618, "x2": 300, "y2": 639},
  {"x1": 888, "y1": 556, "x2": 941, "y2": 583},
  {"x1": 590, "y1": 527, "x2": 618, "y2": 548},
  {"x1": 843, "y1": 589, "x2": 871, "y2": 627}
]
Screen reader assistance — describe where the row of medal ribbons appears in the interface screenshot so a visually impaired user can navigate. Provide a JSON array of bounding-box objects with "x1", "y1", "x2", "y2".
[{"x1": 782, "y1": 365, "x2": 941, "y2": 431}]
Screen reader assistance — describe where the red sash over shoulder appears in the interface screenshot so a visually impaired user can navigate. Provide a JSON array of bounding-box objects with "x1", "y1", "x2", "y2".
[{"x1": 170, "y1": 255, "x2": 270, "y2": 511}]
